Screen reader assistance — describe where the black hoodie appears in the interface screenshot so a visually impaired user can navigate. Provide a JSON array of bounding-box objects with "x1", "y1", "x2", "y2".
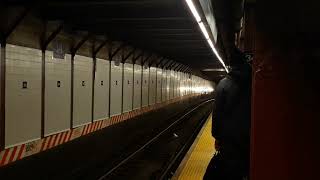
[{"x1": 212, "y1": 62, "x2": 252, "y2": 153}]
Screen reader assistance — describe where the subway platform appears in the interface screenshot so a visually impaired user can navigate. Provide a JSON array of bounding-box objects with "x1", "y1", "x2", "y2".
[{"x1": 173, "y1": 113, "x2": 216, "y2": 180}]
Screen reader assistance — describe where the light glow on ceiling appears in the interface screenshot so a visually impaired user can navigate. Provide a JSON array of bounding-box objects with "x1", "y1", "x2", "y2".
[
  {"x1": 199, "y1": 22, "x2": 210, "y2": 40},
  {"x1": 185, "y1": 0, "x2": 201, "y2": 22},
  {"x1": 202, "y1": 68, "x2": 226, "y2": 72},
  {"x1": 185, "y1": 0, "x2": 229, "y2": 73}
]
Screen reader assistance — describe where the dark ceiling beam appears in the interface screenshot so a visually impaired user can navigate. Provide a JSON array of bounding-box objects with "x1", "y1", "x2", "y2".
[
  {"x1": 161, "y1": 59, "x2": 171, "y2": 69},
  {"x1": 47, "y1": 0, "x2": 174, "y2": 6},
  {"x1": 173, "y1": 62, "x2": 181, "y2": 70},
  {"x1": 141, "y1": 53, "x2": 153, "y2": 65},
  {"x1": 43, "y1": 11, "x2": 183, "y2": 22},
  {"x1": 110, "y1": 28, "x2": 195, "y2": 32},
  {"x1": 177, "y1": 65, "x2": 184, "y2": 71},
  {"x1": 182, "y1": 65, "x2": 189, "y2": 72},
  {"x1": 170, "y1": 63, "x2": 180, "y2": 70},
  {"x1": 41, "y1": 23, "x2": 63, "y2": 51},
  {"x1": 181, "y1": 66, "x2": 190, "y2": 72},
  {"x1": 105, "y1": 17, "x2": 189, "y2": 21},
  {"x1": 93, "y1": 38, "x2": 110, "y2": 56},
  {"x1": 34, "y1": 0, "x2": 219, "y2": 81},
  {"x1": 165, "y1": 61, "x2": 175, "y2": 69},
  {"x1": 110, "y1": 42, "x2": 126, "y2": 59},
  {"x1": 122, "y1": 47, "x2": 136, "y2": 63},
  {"x1": 156, "y1": 57, "x2": 165, "y2": 67},
  {"x1": 141, "y1": 39, "x2": 205, "y2": 43},
  {"x1": 71, "y1": 20, "x2": 194, "y2": 29},
  {"x1": 1, "y1": 7, "x2": 29, "y2": 42},
  {"x1": 148, "y1": 55, "x2": 160, "y2": 67},
  {"x1": 178, "y1": 65, "x2": 186, "y2": 71},
  {"x1": 71, "y1": 33, "x2": 91, "y2": 57},
  {"x1": 159, "y1": 59, "x2": 169, "y2": 67},
  {"x1": 174, "y1": 64, "x2": 183, "y2": 71},
  {"x1": 132, "y1": 50, "x2": 143, "y2": 63},
  {"x1": 185, "y1": 67, "x2": 191, "y2": 74}
]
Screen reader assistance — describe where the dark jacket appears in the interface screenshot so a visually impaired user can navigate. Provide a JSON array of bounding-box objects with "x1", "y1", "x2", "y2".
[{"x1": 212, "y1": 64, "x2": 251, "y2": 153}]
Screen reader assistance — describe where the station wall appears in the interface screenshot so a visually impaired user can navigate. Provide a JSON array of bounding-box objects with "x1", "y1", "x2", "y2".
[
  {"x1": 5, "y1": 45, "x2": 42, "y2": 147},
  {"x1": 1, "y1": 44, "x2": 214, "y2": 149},
  {"x1": 149, "y1": 67, "x2": 157, "y2": 105},
  {"x1": 142, "y1": 66, "x2": 149, "y2": 107},
  {"x1": 45, "y1": 51, "x2": 71, "y2": 136},
  {"x1": 133, "y1": 64, "x2": 142, "y2": 109},
  {"x1": 169, "y1": 70, "x2": 174, "y2": 99},
  {"x1": 110, "y1": 61, "x2": 122, "y2": 116},
  {"x1": 173, "y1": 71, "x2": 179, "y2": 98},
  {"x1": 161, "y1": 69, "x2": 167, "y2": 102},
  {"x1": 93, "y1": 58, "x2": 109, "y2": 121},
  {"x1": 156, "y1": 68, "x2": 162, "y2": 103},
  {"x1": 166, "y1": 69, "x2": 170, "y2": 101},
  {"x1": 123, "y1": 63, "x2": 133, "y2": 112},
  {"x1": 73, "y1": 55, "x2": 93, "y2": 128}
]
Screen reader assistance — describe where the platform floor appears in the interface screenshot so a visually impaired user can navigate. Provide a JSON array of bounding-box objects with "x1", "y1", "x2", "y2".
[{"x1": 172, "y1": 113, "x2": 216, "y2": 180}]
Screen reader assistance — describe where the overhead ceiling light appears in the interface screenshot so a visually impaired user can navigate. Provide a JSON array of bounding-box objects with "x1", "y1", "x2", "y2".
[
  {"x1": 202, "y1": 68, "x2": 226, "y2": 72},
  {"x1": 207, "y1": 39, "x2": 228, "y2": 71},
  {"x1": 199, "y1": 22, "x2": 210, "y2": 40},
  {"x1": 185, "y1": 0, "x2": 229, "y2": 73},
  {"x1": 186, "y1": 0, "x2": 201, "y2": 22}
]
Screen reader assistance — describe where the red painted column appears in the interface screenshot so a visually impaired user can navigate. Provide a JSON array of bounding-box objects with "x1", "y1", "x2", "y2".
[{"x1": 249, "y1": 2, "x2": 320, "y2": 180}]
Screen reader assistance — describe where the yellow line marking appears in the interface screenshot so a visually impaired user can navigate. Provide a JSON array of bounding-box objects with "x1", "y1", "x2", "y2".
[{"x1": 173, "y1": 113, "x2": 216, "y2": 180}]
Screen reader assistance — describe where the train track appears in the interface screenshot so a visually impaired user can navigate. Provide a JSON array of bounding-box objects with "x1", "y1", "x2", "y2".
[{"x1": 98, "y1": 99, "x2": 214, "y2": 180}]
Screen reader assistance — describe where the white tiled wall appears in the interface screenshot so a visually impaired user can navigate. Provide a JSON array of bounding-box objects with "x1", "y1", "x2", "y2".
[
  {"x1": 156, "y1": 68, "x2": 162, "y2": 103},
  {"x1": 73, "y1": 55, "x2": 93, "y2": 127},
  {"x1": 148, "y1": 67, "x2": 156, "y2": 105},
  {"x1": 169, "y1": 70, "x2": 174, "y2": 99},
  {"x1": 110, "y1": 61, "x2": 122, "y2": 116},
  {"x1": 2, "y1": 43, "x2": 215, "y2": 148},
  {"x1": 133, "y1": 64, "x2": 142, "y2": 110},
  {"x1": 142, "y1": 66, "x2": 149, "y2": 107},
  {"x1": 45, "y1": 51, "x2": 71, "y2": 136},
  {"x1": 161, "y1": 69, "x2": 167, "y2": 102},
  {"x1": 94, "y1": 58, "x2": 109, "y2": 121},
  {"x1": 123, "y1": 63, "x2": 133, "y2": 113},
  {"x1": 5, "y1": 44, "x2": 42, "y2": 147}
]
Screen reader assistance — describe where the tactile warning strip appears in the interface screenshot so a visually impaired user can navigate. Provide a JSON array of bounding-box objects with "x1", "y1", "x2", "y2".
[{"x1": 172, "y1": 113, "x2": 216, "y2": 180}]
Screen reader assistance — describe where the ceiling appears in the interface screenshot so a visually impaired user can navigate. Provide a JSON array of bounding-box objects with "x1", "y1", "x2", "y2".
[{"x1": 4, "y1": 0, "x2": 245, "y2": 81}]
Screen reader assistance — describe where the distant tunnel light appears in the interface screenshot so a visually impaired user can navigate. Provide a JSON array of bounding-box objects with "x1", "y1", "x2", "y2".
[{"x1": 185, "y1": 0, "x2": 229, "y2": 73}]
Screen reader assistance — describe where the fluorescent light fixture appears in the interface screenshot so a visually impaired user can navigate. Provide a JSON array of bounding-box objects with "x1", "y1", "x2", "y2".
[
  {"x1": 186, "y1": 0, "x2": 201, "y2": 22},
  {"x1": 199, "y1": 22, "x2": 210, "y2": 40},
  {"x1": 185, "y1": 0, "x2": 229, "y2": 73},
  {"x1": 207, "y1": 39, "x2": 228, "y2": 71},
  {"x1": 202, "y1": 68, "x2": 226, "y2": 72}
]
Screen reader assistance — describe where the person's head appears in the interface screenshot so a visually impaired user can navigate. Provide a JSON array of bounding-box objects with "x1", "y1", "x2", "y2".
[
  {"x1": 229, "y1": 48, "x2": 251, "y2": 80},
  {"x1": 230, "y1": 48, "x2": 247, "y2": 69}
]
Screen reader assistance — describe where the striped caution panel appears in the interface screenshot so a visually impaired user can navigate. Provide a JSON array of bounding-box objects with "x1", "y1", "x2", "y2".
[
  {"x1": 0, "y1": 94, "x2": 199, "y2": 167},
  {"x1": 0, "y1": 144, "x2": 25, "y2": 166}
]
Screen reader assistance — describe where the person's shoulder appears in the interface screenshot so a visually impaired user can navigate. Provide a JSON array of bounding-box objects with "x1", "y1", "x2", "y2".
[
  {"x1": 217, "y1": 76, "x2": 232, "y2": 88},
  {"x1": 215, "y1": 77, "x2": 231, "y2": 94}
]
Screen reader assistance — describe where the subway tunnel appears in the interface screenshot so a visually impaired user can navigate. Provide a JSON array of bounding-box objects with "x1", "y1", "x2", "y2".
[{"x1": 0, "y1": 0, "x2": 319, "y2": 180}]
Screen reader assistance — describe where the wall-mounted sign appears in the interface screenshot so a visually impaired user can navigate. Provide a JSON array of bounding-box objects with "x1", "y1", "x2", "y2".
[
  {"x1": 244, "y1": 51, "x2": 254, "y2": 64},
  {"x1": 22, "y1": 81, "x2": 28, "y2": 89},
  {"x1": 57, "y1": 81, "x2": 61, "y2": 87}
]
